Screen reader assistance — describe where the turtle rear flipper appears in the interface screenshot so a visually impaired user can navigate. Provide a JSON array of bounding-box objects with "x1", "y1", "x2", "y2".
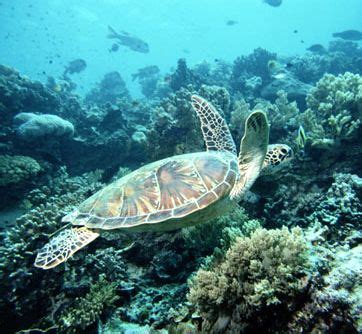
[
  {"x1": 230, "y1": 110, "x2": 269, "y2": 200},
  {"x1": 34, "y1": 227, "x2": 99, "y2": 269}
]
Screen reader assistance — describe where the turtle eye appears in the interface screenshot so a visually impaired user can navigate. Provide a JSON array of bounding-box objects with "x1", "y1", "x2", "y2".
[{"x1": 281, "y1": 148, "x2": 287, "y2": 154}]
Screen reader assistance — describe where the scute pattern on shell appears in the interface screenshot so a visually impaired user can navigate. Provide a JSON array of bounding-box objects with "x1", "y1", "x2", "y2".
[{"x1": 65, "y1": 152, "x2": 238, "y2": 229}]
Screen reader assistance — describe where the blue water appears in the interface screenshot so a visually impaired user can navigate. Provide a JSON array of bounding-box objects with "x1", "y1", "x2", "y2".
[{"x1": 1, "y1": 0, "x2": 361, "y2": 96}]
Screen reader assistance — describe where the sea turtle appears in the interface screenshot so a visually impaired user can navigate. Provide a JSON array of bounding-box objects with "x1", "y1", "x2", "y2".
[{"x1": 34, "y1": 95, "x2": 293, "y2": 269}]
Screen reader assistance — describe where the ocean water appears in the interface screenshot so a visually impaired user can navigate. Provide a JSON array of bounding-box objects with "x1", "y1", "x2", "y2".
[
  {"x1": 1, "y1": 0, "x2": 361, "y2": 96},
  {"x1": 0, "y1": 1, "x2": 361, "y2": 333}
]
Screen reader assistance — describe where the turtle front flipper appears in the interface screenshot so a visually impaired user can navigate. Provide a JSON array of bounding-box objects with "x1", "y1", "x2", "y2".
[
  {"x1": 34, "y1": 227, "x2": 99, "y2": 269},
  {"x1": 230, "y1": 110, "x2": 269, "y2": 200},
  {"x1": 191, "y1": 95, "x2": 237, "y2": 155}
]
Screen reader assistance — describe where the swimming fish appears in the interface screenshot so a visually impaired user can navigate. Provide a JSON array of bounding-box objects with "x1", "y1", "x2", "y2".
[
  {"x1": 63, "y1": 59, "x2": 87, "y2": 75},
  {"x1": 226, "y1": 20, "x2": 238, "y2": 26},
  {"x1": 132, "y1": 65, "x2": 160, "y2": 81},
  {"x1": 109, "y1": 43, "x2": 119, "y2": 53},
  {"x1": 332, "y1": 30, "x2": 362, "y2": 41},
  {"x1": 268, "y1": 60, "x2": 287, "y2": 79},
  {"x1": 263, "y1": 0, "x2": 282, "y2": 7},
  {"x1": 295, "y1": 125, "x2": 307, "y2": 150},
  {"x1": 306, "y1": 44, "x2": 327, "y2": 54},
  {"x1": 107, "y1": 26, "x2": 149, "y2": 53}
]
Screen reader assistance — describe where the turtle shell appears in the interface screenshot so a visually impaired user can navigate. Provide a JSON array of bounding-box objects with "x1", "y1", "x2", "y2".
[{"x1": 63, "y1": 151, "x2": 238, "y2": 230}]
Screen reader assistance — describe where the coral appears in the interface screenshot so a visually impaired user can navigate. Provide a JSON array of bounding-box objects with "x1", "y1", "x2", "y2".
[
  {"x1": 0, "y1": 154, "x2": 41, "y2": 187},
  {"x1": 306, "y1": 173, "x2": 362, "y2": 244},
  {"x1": 59, "y1": 275, "x2": 119, "y2": 332},
  {"x1": 285, "y1": 225, "x2": 361, "y2": 333},
  {"x1": 229, "y1": 91, "x2": 300, "y2": 145},
  {"x1": 231, "y1": 48, "x2": 276, "y2": 94},
  {"x1": 0, "y1": 167, "x2": 103, "y2": 332},
  {"x1": 182, "y1": 205, "x2": 258, "y2": 260},
  {"x1": 301, "y1": 72, "x2": 362, "y2": 144},
  {"x1": 85, "y1": 71, "x2": 130, "y2": 105},
  {"x1": 120, "y1": 284, "x2": 188, "y2": 329},
  {"x1": 197, "y1": 85, "x2": 231, "y2": 117},
  {"x1": 261, "y1": 74, "x2": 312, "y2": 106},
  {"x1": 147, "y1": 87, "x2": 203, "y2": 160},
  {"x1": 14, "y1": 112, "x2": 74, "y2": 140},
  {"x1": 169, "y1": 59, "x2": 201, "y2": 91},
  {"x1": 0, "y1": 66, "x2": 61, "y2": 126},
  {"x1": 188, "y1": 227, "x2": 310, "y2": 333}
]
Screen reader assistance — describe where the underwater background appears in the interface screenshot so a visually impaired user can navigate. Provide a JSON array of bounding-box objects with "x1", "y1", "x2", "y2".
[{"x1": 0, "y1": 0, "x2": 361, "y2": 333}]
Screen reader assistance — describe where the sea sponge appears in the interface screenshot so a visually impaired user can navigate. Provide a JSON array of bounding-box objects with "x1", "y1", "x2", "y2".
[
  {"x1": 14, "y1": 112, "x2": 74, "y2": 140},
  {"x1": 188, "y1": 227, "x2": 310, "y2": 333},
  {"x1": 0, "y1": 154, "x2": 41, "y2": 186}
]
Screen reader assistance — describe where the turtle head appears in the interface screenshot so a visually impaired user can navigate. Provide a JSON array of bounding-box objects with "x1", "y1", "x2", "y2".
[{"x1": 263, "y1": 144, "x2": 293, "y2": 169}]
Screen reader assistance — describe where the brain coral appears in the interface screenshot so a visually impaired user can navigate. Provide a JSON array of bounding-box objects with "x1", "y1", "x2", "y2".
[
  {"x1": 0, "y1": 155, "x2": 41, "y2": 186},
  {"x1": 188, "y1": 227, "x2": 310, "y2": 333},
  {"x1": 14, "y1": 112, "x2": 74, "y2": 140}
]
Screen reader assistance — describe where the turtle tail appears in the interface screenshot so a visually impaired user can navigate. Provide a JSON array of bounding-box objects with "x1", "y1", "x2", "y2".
[{"x1": 34, "y1": 227, "x2": 99, "y2": 269}]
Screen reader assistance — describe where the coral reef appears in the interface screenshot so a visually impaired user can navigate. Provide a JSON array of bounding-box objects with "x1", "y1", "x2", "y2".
[
  {"x1": 231, "y1": 48, "x2": 276, "y2": 94},
  {"x1": 14, "y1": 112, "x2": 74, "y2": 140},
  {"x1": 188, "y1": 227, "x2": 310, "y2": 333},
  {"x1": 0, "y1": 42, "x2": 361, "y2": 334},
  {"x1": 0, "y1": 154, "x2": 41, "y2": 187},
  {"x1": 0, "y1": 168, "x2": 103, "y2": 332},
  {"x1": 261, "y1": 74, "x2": 312, "y2": 105},
  {"x1": 85, "y1": 71, "x2": 130, "y2": 105},
  {"x1": 60, "y1": 275, "x2": 119, "y2": 332},
  {"x1": 297, "y1": 72, "x2": 362, "y2": 151}
]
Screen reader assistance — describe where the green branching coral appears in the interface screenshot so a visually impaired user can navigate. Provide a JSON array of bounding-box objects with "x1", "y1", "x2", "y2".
[
  {"x1": 188, "y1": 227, "x2": 310, "y2": 333},
  {"x1": 0, "y1": 154, "x2": 41, "y2": 186},
  {"x1": 302, "y1": 72, "x2": 362, "y2": 146},
  {"x1": 60, "y1": 275, "x2": 119, "y2": 332}
]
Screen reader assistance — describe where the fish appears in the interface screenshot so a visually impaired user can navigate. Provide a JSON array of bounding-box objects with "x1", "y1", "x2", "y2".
[
  {"x1": 226, "y1": 20, "x2": 238, "y2": 26},
  {"x1": 295, "y1": 125, "x2": 307, "y2": 150},
  {"x1": 132, "y1": 65, "x2": 160, "y2": 81},
  {"x1": 263, "y1": 0, "x2": 282, "y2": 7},
  {"x1": 268, "y1": 60, "x2": 287, "y2": 79},
  {"x1": 306, "y1": 44, "x2": 327, "y2": 54},
  {"x1": 107, "y1": 25, "x2": 149, "y2": 53},
  {"x1": 64, "y1": 59, "x2": 87, "y2": 75},
  {"x1": 109, "y1": 43, "x2": 119, "y2": 53},
  {"x1": 332, "y1": 30, "x2": 362, "y2": 41}
]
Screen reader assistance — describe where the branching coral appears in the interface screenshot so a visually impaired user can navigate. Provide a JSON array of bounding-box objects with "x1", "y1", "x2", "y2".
[
  {"x1": 301, "y1": 72, "x2": 362, "y2": 145},
  {"x1": 59, "y1": 275, "x2": 119, "y2": 332},
  {"x1": 188, "y1": 227, "x2": 310, "y2": 333}
]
